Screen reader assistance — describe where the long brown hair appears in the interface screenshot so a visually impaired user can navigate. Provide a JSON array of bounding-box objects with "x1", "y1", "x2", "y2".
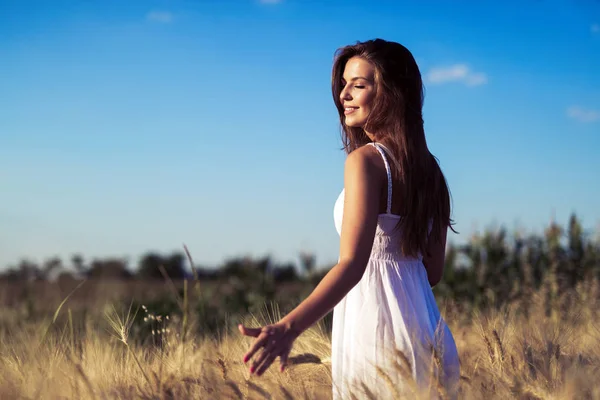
[{"x1": 331, "y1": 38, "x2": 456, "y2": 257}]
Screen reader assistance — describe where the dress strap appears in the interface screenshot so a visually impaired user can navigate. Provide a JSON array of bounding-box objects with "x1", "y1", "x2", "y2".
[{"x1": 368, "y1": 142, "x2": 392, "y2": 214}]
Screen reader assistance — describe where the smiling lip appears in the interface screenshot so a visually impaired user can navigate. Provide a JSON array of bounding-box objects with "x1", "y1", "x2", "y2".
[{"x1": 344, "y1": 107, "x2": 358, "y2": 115}]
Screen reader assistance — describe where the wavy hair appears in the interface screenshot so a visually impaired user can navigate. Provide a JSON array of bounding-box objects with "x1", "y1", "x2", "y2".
[{"x1": 331, "y1": 38, "x2": 456, "y2": 257}]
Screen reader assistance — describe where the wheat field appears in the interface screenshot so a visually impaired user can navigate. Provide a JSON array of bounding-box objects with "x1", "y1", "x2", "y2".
[{"x1": 1, "y1": 277, "x2": 600, "y2": 400}]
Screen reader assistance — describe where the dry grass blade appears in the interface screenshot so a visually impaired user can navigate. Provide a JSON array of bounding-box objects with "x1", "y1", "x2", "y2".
[
  {"x1": 279, "y1": 384, "x2": 295, "y2": 400},
  {"x1": 104, "y1": 303, "x2": 152, "y2": 387},
  {"x1": 247, "y1": 379, "x2": 272, "y2": 399},
  {"x1": 376, "y1": 366, "x2": 403, "y2": 399},
  {"x1": 183, "y1": 243, "x2": 200, "y2": 283},
  {"x1": 225, "y1": 380, "x2": 244, "y2": 400},
  {"x1": 483, "y1": 334, "x2": 495, "y2": 363},
  {"x1": 359, "y1": 382, "x2": 377, "y2": 400},
  {"x1": 392, "y1": 349, "x2": 418, "y2": 394},
  {"x1": 430, "y1": 348, "x2": 448, "y2": 400},
  {"x1": 158, "y1": 264, "x2": 184, "y2": 310},
  {"x1": 104, "y1": 303, "x2": 136, "y2": 345},
  {"x1": 73, "y1": 361, "x2": 99, "y2": 400},
  {"x1": 395, "y1": 349, "x2": 412, "y2": 373},
  {"x1": 492, "y1": 329, "x2": 505, "y2": 363},
  {"x1": 217, "y1": 357, "x2": 228, "y2": 380},
  {"x1": 39, "y1": 279, "x2": 87, "y2": 344},
  {"x1": 63, "y1": 349, "x2": 105, "y2": 400}
]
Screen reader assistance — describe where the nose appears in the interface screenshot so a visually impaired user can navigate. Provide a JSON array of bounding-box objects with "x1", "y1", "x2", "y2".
[{"x1": 339, "y1": 85, "x2": 352, "y2": 103}]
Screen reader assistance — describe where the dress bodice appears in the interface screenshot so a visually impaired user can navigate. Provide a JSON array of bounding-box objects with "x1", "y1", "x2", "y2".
[{"x1": 333, "y1": 142, "x2": 426, "y2": 262}]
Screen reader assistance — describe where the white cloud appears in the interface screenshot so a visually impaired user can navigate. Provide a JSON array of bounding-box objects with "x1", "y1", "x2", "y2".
[
  {"x1": 567, "y1": 106, "x2": 600, "y2": 123},
  {"x1": 426, "y1": 64, "x2": 488, "y2": 87},
  {"x1": 592, "y1": 24, "x2": 600, "y2": 34},
  {"x1": 146, "y1": 11, "x2": 174, "y2": 23}
]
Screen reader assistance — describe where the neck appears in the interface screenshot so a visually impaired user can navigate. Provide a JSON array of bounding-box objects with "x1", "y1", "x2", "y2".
[{"x1": 364, "y1": 129, "x2": 376, "y2": 141}]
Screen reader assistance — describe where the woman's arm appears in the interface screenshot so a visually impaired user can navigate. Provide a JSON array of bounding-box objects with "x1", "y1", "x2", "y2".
[
  {"x1": 239, "y1": 145, "x2": 384, "y2": 375},
  {"x1": 278, "y1": 146, "x2": 383, "y2": 332},
  {"x1": 422, "y1": 223, "x2": 448, "y2": 287}
]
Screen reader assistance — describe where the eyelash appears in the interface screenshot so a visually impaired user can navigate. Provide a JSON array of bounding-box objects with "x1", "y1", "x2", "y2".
[{"x1": 341, "y1": 83, "x2": 365, "y2": 89}]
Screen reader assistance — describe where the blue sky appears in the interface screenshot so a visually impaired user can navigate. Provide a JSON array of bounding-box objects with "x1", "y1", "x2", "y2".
[{"x1": 1, "y1": 0, "x2": 599, "y2": 271}]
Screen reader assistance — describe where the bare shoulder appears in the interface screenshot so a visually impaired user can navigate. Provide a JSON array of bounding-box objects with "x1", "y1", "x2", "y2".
[{"x1": 344, "y1": 144, "x2": 386, "y2": 180}]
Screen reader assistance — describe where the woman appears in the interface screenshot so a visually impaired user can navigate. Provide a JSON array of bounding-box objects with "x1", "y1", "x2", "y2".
[{"x1": 238, "y1": 39, "x2": 460, "y2": 399}]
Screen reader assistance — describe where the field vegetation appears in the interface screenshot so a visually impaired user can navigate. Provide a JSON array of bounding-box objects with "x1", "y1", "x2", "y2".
[{"x1": 1, "y1": 213, "x2": 599, "y2": 399}]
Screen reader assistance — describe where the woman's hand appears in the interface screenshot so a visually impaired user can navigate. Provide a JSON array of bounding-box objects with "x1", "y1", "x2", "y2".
[{"x1": 238, "y1": 322, "x2": 300, "y2": 376}]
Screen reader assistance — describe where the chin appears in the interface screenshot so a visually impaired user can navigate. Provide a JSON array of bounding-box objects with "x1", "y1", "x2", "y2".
[{"x1": 344, "y1": 117, "x2": 366, "y2": 128}]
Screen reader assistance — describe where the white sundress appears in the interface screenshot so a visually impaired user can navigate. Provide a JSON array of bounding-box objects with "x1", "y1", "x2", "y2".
[{"x1": 330, "y1": 142, "x2": 460, "y2": 399}]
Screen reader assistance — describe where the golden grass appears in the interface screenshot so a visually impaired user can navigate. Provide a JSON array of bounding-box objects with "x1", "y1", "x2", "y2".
[{"x1": 2, "y1": 280, "x2": 600, "y2": 399}]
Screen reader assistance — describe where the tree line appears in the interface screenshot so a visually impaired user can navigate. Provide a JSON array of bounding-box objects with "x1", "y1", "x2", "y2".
[
  {"x1": 0, "y1": 247, "x2": 317, "y2": 284},
  {"x1": 2, "y1": 213, "x2": 599, "y2": 310}
]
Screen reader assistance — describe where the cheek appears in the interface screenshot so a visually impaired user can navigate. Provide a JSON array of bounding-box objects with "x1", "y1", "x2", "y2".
[{"x1": 358, "y1": 91, "x2": 375, "y2": 111}]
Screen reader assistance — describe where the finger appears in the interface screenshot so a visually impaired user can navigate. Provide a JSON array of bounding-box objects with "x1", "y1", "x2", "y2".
[
  {"x1": 242, "y1": 331, "x2": 271, "y2": 363},
  {"x1": 243, "y1": 339, "x2": 264, "y2": 364},
  {"x1": 256, "y1": 352, "x2": 278, "y2": 376},
  {"x1": 280, "y1": 350, "x2": 289, "y2": 372},
  {"x1": 251, "y1": 338, "x2": 279, "y2": 372},
  {"x1": 238, "y1": 324, "x2": 261, "y2": 338}
]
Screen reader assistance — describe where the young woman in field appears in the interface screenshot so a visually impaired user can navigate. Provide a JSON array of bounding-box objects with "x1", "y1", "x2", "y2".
[{"x1": 238, "y1": 39, "x2": 460, "y2": 399}]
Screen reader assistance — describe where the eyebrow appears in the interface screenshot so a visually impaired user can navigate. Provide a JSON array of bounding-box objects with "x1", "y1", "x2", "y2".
[{"x1": 342, "y1": 76, "x2": 372, "y2": 82}]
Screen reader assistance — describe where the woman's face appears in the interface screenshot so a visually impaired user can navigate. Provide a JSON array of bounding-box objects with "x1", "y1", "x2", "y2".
[{"x1": 339, "y1": 56, "x2": 377, "y2": 129}]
